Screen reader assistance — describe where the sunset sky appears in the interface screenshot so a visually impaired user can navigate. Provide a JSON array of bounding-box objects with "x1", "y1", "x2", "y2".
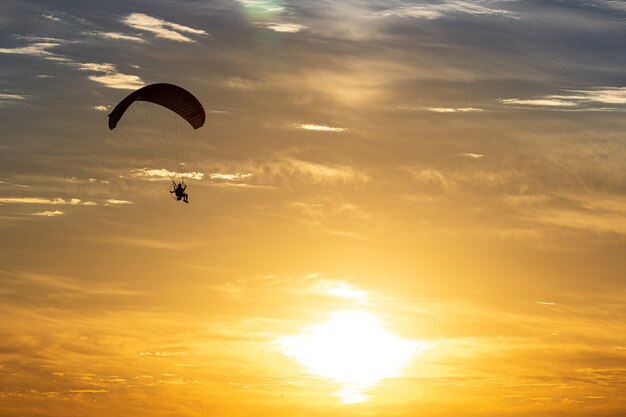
[{"x1": 1, "y1": 1, "x2": 626, "y2": 416}]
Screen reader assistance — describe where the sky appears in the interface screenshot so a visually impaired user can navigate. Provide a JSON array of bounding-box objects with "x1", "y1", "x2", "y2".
[{"x1": 1, "y1": 0, "x2": 626, "y2": 416}]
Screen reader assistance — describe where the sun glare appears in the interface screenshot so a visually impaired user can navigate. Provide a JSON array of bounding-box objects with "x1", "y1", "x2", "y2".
[{"x1": 279, "y1": 311, "x2": 426, "y2": 403}]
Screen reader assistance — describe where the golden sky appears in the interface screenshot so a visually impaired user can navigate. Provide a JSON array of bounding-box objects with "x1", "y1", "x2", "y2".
[{"x1": 1, "y1": 1, "x2": 625, "y2": 416}]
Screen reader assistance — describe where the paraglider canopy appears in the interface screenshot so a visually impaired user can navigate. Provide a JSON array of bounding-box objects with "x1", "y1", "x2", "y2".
[
  {"x1": 108, "y1": 83, "x2": 205, "y2": 130},
  {"x1": 106, "y1": 82, "x2": 206, "y2": 187}
]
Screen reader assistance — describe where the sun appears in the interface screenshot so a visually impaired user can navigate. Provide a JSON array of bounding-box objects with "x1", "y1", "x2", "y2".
[{"x1": 279, "y1": 310, "x2": 426, "y2": 403}]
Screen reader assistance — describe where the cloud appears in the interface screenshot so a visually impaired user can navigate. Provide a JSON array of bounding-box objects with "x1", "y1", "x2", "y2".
[
  {"x1": 78, "y1": 62, "x2": 116, "y2": 72},
  {"x1": 325, "y1": 284, "x2": 368, "y2": 304},
  {"x1": 380, "y1": 1, "x2": 517, "y2": 20},
  {"x1": 589, "y1": 0, "x2": 626, "y2": 13},
  {"x1": 500, "y1": 87, "x2": 626, "y2": 110},
  {"x1": 93, "y1": 105, "x2": 110, "y2": 111},
  {"x1": 513, "y1": 194, "x2": 626, "y2": 238},
  {"x1": 503, "y1": 194, "x2": 551, "y2": 206},
  {"x1": 139, "y1": 351, "x2": 187, "y2": 357},
  {"x1": 75, "y1": 61, "x2": 143, "y2": 89},
  {"x1": 279, "y1": 158, "x2": 367, "y2": 185},
  {"x1": 105, "y1": 199, "x2": 133, "y2": 206},
  {"x1": 421, "y1": 107, "x2": 484, "y2": 113},
  {"x1": 68, "y1": 390, "x2": 107, "y2": 394},
  {"x1": 297, "y1": 273, "x2": 369, "y2": 304},
  {"x1": 0, "y1": 197, "x2": 84, "y2": 205},
  {"x1": 209, "y1": 173, "x2": 254, "y2": 181},
  {"x1": 0, "y1": 197, "x2": 122, "y2": 208},
  {"x1": 130, "y1": 168, "x2": 204, "y2": 181},
  {"x1": 0, "y1": 42, "x2": 61, "y2": 58},
  {"x1": 381, "y1": 7, "x2": 443, "y2": 19},
  {"x1": 298, "y1": 124, "x2": 347, "y2": 132},
  {"x1": 255, "y1": 22, "x2": 306, "y2": 33},
  {"x1": 66, "y1": 177, "x2": 109, "y2": 185},
  {"x1": 78, "y1": 62, "x2": 144, "y2": 89},
  {"x1": 87, "y1": 73, "x2": 144, "y2": 90},
  {"x1": 537, "y1": 208, "x2": 626, "y2": 236},
  {"x1": 33, "y1": 210, "x2": 64, "y2": 217},
  {"x1": 42, "y1": 13, "x2": 62, "y2": 22},
  {"x1": 209, "y1": 159, "x2": 367, "y2": 188},
  {"x1": 410, "y1": 168, "x2": 450, "y2": 190},
  {"x1": 536, "y1": 301, "x2": 556, "y2": 306},
  {"x1": 98, "y1": 32, "x2": 145, "y2": 42},
  {"x1": 226, "y1": 77, "x2": 259, "y2": 90},
  {"x1": 122, "y1": 13, "x2": 208, "y2": 43},
  {"x1": 0, "y1": 180, "x2": 32, "y2": 188},
  {"x1": 499, "y1": 98, "x2": 578, "y2": 107},
  {"x1": 553, "y1": 87, "x2": 626, "y2": 105},
  {"x1": 0, "y1": 39, "x2": 143, "y2": 90},
  {"x1": 0, "y1": 93, "x2": 26, "y2": 101},
  {"x1": 105, "y1": 236, "x2": 180, "y2": 250},
  {"x1": 461, "y1": 153, "x2": 484, "y2": 159},
  {"x1": 237, "y1": 0, "x2": 286, "y2": 14}
]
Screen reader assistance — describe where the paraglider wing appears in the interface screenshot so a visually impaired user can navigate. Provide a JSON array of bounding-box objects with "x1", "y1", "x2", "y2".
[{"x1": 108, "y1": 83, "x2": 205, "y2": 130}]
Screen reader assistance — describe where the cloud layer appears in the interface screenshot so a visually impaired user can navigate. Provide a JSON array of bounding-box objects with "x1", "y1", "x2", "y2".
[{"x1": 1, "y1": 1, "x2": 626, "y2": 416}]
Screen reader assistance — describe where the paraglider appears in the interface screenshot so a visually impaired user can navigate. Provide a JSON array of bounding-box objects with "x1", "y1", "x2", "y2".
[
  {"x1": 107, "y1": 83, "x2": 205, "y2": 203},
  {"x1": 170, "y1": 181, "x2": 189, "y2": 203}
]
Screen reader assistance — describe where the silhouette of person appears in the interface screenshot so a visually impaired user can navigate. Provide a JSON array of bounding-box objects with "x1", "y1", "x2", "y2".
[{"x1": 171, "y1": 182, "x2": 189, "y2": 203}]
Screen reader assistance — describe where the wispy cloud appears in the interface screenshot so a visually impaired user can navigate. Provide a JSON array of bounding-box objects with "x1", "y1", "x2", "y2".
[
  {"x1": 79, "y1": 62, "x2": 144, "y2": 89},
  {"x1": 515, "y1": 194, "x2": 626, "y2": 238},
  {"x1": 98, "y1": 32, "x2": 145, "y2": 42},
  {"x1": 325, "y1": 283, "x2": 368, "y2": 304},
  {"x1": 105, "y1": 236, "x2": 179, "y2": 250},
  {"x1": 279, "y1": 158, "x2": 367, "y2": 185},
  {"x1": 209, "y1": 173, "x2": 254, "y2": 181},
  {"x1": 0, "y1": 180, "x2": 32, "y2": 188},
  {"x1": 500, "y1": 87, "x2": 626, "y2": 110},
  {"x1": 237, "y1": 0, "x2": 286, "y2": 14},
  {"x1": 0, "y1": 42, "x2": 62, "y2": 58},
  {"x1": 93, "y1": 105, "x2": 110, "y2": 111},
  {"x1": 552, "y1": 87, "x2": 626, "y2": 105},
  {"x1": 0, "y1": 40, "x2": 143, "y2": 89},
  {"x1": 68, "y1": 389, "x2": 107, "y2": 394},
  {"x1": 588, "y1": 0, "x2": 626, "y2": 13},
  {"x1": 226, "y1": 77, "x2": 258, "y2": 90},
  {"x1": 87, "y1": 72, "x2": 144, "y2": 90},
  {"x1": 42, "y1": 13, "x2": 62, "y2": 22},
  {"x1": 130, "y1": 168, "x2": 204, "y2": 181},
  {"x1": 461, "y1": 153, "x2": 484, "y2": 159},
  {"x1": 381, "y1": 1, "x2": 517, "y2": 20},
  {"x1": 105, "y1": 199, "x2": 134, "y2": 206},
  {"x1": 410, "y1": 168, "x2": 451, "y2": 190},
  {"x1": 421, "y1": 107, "x2": 484, "y2": 113},
  {"x1": 298, "y1": 124, "x2": 346, "y2": 132},
  {"x1": 499, "y1": 98, "x2": 578, "y2": 107},
  {"x1": 504, "y1": 193, "x2": 551, "y2": 206},
  {"x1": 78, "y1": 62, "x2": 116, "y2": 72},
  {"x1": 211, "y1": 159, "x2": 367, "y2": 187},
  {"x1": 139, "y1": 351, "x2": 188, "y2": 357},
  {"x1": 0, "y1": 197, "x2": 87, "y2": 205},
  {"x1": 122, "y1": 13, "x2": 208, "y2": 43},
  {"x1": 255, "y1": 22, "x2": 306, "y2": 33},
  {"x1": 0, "y1": 93, "x2": 26, "y2": 101},
  {"x1": 0, "y1": 197, "x2": 130, "y2": 208},
  {"x1": 66, "y1": 177, "x2": 110, "y2": 185},
  {"x1": 33, "y1": 210, "x2": 64, "y2": 217}
]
